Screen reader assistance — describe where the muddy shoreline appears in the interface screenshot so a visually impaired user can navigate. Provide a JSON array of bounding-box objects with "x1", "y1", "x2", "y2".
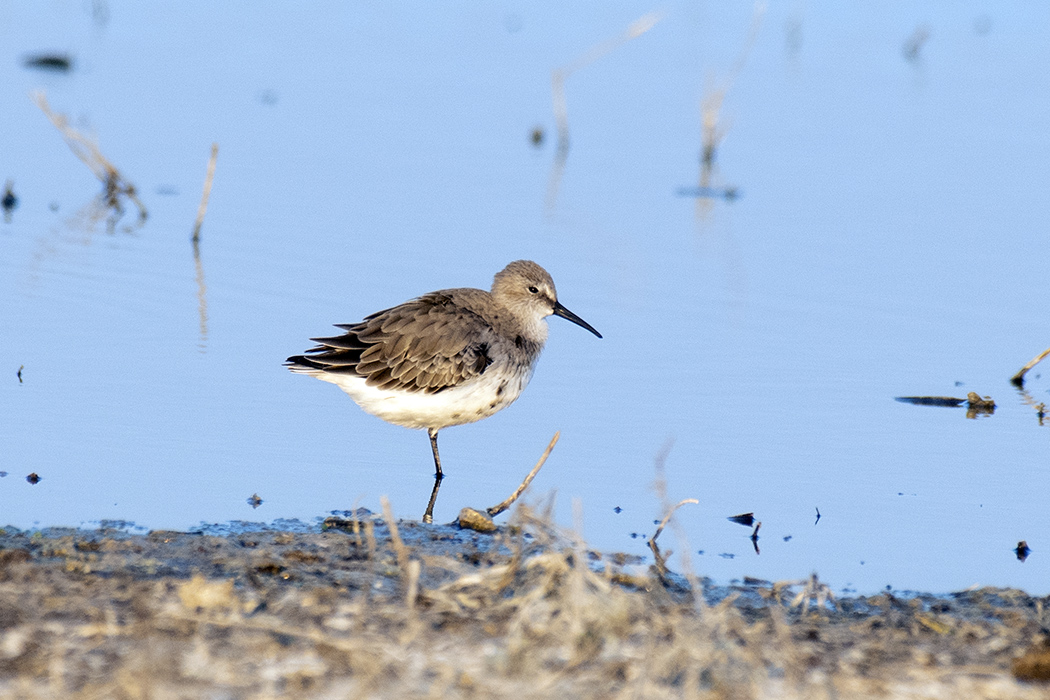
[{"x1": 2, "y1": 512, "x2": 1049, "y2": 698}]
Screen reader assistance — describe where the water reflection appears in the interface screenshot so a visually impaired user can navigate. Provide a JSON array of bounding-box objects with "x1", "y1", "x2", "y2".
[
  {"x1": 190, "y1": 143, "x2": 218, "y2": 353},
  {"x1": 680, "y1": 4, "x2": 764, "y2": 219},
  {"x1": 544, "y1": 12, "x2": 663, "y2": 213},
  {"x1": 192, "y1": 239, "x2": 209, "y2": 353}
]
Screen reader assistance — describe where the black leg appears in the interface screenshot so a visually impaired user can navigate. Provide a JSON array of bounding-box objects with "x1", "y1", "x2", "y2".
[{"x1": 423, "y1": 428, "x2": 443, "y2": 524}]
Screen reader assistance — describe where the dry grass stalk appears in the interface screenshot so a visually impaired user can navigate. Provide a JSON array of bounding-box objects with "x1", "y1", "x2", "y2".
[
  {"x1": 191, "y1": 142, "x2": 218, "y2": 242},
  {"x1": 487, "y1": 431, "x2": 560, "y2": 517},
  {"x1": 648, "y1": 498, "x2": 699, "y2": 578},
  {"x1": 31, "y1": 90, "x2": 147, "y2": 225},
  {"x1": 380, "y1": 496, "x2": 411, "y2": 575}
]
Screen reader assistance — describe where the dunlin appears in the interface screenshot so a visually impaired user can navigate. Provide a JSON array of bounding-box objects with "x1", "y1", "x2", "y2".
[{"x1": 286, "y1": 260, "x2": 601, "y2": 523}]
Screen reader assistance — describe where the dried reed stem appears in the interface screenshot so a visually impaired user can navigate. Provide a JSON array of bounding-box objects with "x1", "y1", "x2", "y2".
[
  {"x1": 648, "y1": 498, "x2": 699, "y2": 577},
  {"x1": 1011, "y1": 346, "x2": 1050, "y2": 386},
  {"x1": 487, "y1": 431, "x2": 560, "y2": 517},
  {"x1": 192, "y1": 142, "x2": 218, "y2": 242},
  {"x1": 380, "y1": 496, "x2": 411, "y2": 576},
  {"x1": 650, "y1": 498, "x2": 700, "y2": 547}
]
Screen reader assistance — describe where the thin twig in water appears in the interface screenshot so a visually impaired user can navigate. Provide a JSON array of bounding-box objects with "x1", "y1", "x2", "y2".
[
  {"x1": 1011, "y1": 346, "x2": 1050, "y2": 387},
  {"x1": 650, "y1": 498, "x2": 700, "y2": 548},
  {"x1": 32, "y1": 90, "x2": 147, "y2": 225},
  {"x1": 488, "y1": 431, "x2": 560, "y2": 517},
  {"x1": 192, "y1": 143, "x2": 219, "y2": 242}
]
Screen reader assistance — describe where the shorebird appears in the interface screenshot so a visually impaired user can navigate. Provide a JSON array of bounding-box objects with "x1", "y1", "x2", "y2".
[{"x1": 286, "y1": 260, "x2": 601, "y2": 523}]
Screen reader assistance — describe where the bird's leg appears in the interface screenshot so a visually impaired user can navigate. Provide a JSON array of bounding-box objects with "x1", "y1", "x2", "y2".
[{"x1": 423, "y1": 428, "x2": 444, "y2": 524}]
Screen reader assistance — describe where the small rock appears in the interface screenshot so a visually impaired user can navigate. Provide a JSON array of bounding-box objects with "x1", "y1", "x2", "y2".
[{"x1": 457, "y1": 507, "x2": 497, "y2": 533}]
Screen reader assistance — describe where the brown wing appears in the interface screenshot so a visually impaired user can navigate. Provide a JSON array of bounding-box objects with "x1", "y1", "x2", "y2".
[{"x1": 285, "y1": 292, "x2": 494, "y2": 393}]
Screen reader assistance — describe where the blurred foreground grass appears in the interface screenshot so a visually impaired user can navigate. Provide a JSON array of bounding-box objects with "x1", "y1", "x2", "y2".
[{"x1": 1, "y1": 507, "x2": 1049, "y2": 699}]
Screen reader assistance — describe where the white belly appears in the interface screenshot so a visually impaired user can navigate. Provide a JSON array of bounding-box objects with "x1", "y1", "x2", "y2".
[{"x1": 315, "y1": 365, "x2": 531, "y2": 431}]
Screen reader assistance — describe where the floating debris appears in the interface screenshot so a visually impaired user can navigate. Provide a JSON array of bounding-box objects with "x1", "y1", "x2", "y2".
[
  {"x1": 530, "y1": 126, "x2": 544, "y2": 147},
  {"x1": 0, "y1": 471, "x2": 7, "y2": 477},
  {"x1": 613, "y1": 506, "x2": 622, "y2": 514},
  {"x1": 750, "y1": 521, "x2": 761, "y2": 554},
  {"x1": 902, "y1": 25, "x2": 930, "y2": 62},
  {"x1": 2, "y1": 181, "x2": 17, "y2": 213},
  {"x1": 247, "y1": 493, "x2": 263, "y2": 509},
  {"x1": 783, "y1": 535, "x2": 792, "y2": 542},
  {"x1": 24, "y1": 53, "x2": 73, "y2": 72},
  {"x1": 965, "y1": 392, "x2": 995, "y2": 410},
  {"x1": 17, "y1": 365, "x2": 23, "y2": 383},
  {"x1": 1015, "y1": 541, "x2": 1031, "y2": 562},
  {"x1": 815, "y1": 507, "x2": 821, "y2": 525},
  {"x1": 895, "y1": 393, "x2": 995, "y2": 416},
  {"x1": 727, "y1": 512, "x2": 755, "y2": 527},
  {"x1": 26, "y1": 473, "x2": 41, "y2": 485},
  {"x1": 676, "y1": 185, "x2": 740, "y2": 201},
  {"x1": 895, "y1": 396, "x2": 967, "y2": 407}
]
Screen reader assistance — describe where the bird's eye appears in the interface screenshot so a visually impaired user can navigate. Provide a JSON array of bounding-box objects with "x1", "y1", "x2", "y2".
[{"x1": 528, "y1": 286, "x2": 539, "y2": 294}]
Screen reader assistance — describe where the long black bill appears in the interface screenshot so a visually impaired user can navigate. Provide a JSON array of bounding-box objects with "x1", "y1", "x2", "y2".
[{"x1": 552, "y1": 301, "x2": 602, "y2": 338}]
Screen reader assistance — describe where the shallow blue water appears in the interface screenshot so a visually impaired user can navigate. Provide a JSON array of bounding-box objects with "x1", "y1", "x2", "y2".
[{"x1": 2, "y1": 2, "x2": 1049, "y2": 594}]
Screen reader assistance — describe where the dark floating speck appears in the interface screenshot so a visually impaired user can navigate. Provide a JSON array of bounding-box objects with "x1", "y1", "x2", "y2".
[
  {"x1": 1015, "y1": 540, "x2": 1032, "y2": 562},
  {"x1": 529, "y1": 126, "x2": 544, "y2": 147},
  {"x1": 613, "y1": 506, "x2": 622, "y2": 514},
  {"x1": 815, "y1": 507, "x2": 821, "y2": 525},
  {"x1": 24, "y1": 53, "x2": 73, "y2": 71},
  {"x1": 783, "y1": 535, "x2": 792, "y2": 542},
  {"x1": 17, "y1": 365, "x2": 24, "y2": 383},
  {"x1": 26, "y1": 473, "x2": 41, "y2": 484},
  {"x1": 629, "y1": 532, "x2": 638, "y2": 539},
  {"x1": 727, "y1": 512, "x2": 755, "y2": 527},
  {"x1": 719, "y1": 553, "x2": 736, "y2": 560},
  {"x1": 0, "y1": 471, "x2": 7, "y2": 477},
  {"x1": 2, "y1": 181, "x2": 17, "y2": 212},
  {"x1": 247, "y1": 493, "x2": 263, "y2": 509}
]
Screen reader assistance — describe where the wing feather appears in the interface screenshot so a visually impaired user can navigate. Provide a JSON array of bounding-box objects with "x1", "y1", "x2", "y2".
[{"x1": 285, "y1": 292, "x2": 495, "y2": 393}]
